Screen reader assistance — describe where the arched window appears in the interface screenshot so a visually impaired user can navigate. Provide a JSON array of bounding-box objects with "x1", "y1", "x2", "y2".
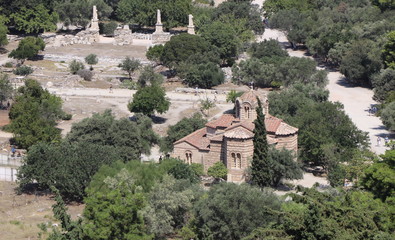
[
  {"x1": 231, "y1": 153, "x2": 236, "y2": 168},
  {"x1": 244, "y1": 106, "x2": 250, "y2": 119},
  {"x1": 185, "y1": 151, "x2": 192, "y2": 164},
  {"x1": 231, "y1": 152, "x2": 242, "y2": 168},
  {"x1": 236, "y1": 153, "x2": 241, "y2": 168}
]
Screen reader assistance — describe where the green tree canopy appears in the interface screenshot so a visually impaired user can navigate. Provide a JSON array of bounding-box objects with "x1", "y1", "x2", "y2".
[
  {"x1": 251, "y1": 187, "x2": 395, "y2": 240},
  {"x1": 146, "y1": 44, "x2": 164, "y2": 64},
  {"x1": 10, "y1": 4, "x2": 58, "y2": 33},
  {"x1": 382, "y1": 30, "x2": 395, "y2": 69},
  {"x1": 340, "y1": 40, "x2": 383, "y2": 86},
  {"x1": 249, "y1": 39, "x2": 289, "y2": 60},
  {"x1": 214, "y1": 0, "x2": 264, "y2": 34},
  {"x1": 8, "y1": 79, "x2": 64, "y2": 149},
  {"x1": 8, "y1": 37, "x2": 45, "y2": 64},
  {"x1": 18, "y1": 141, "x2": 122, "y2": 201},
  {"x1": 85, "y1": 54, "x2": 98, "y2": 70},
  {"x1": 194, "y1": 183, "x2": 281, "y2": 240},
  {"x1": 128, "y1": 84, "x2": 170, "y2": 116},
  {"x1": 178, "y1": 61, "x2": 224, "y2": 88},
  {"x1": 118, "y1": 56, "x2": 141, "y2": 79},
  {"x1": 200, "y1": 20, "x2": 241, "y2": 65},
  {"x1": 251, "y1": 98, "x2": 271, "y2": 187},
  {"x1": 207, "y1": 162, "x2": 228, "y2": 180},
  {"x1": 361, "y1": 149, "x2": 395, "y2": 201},
  {"x1": 116, "y1": 0, "x2": 192, "y2": 28},
  {"x1": 372, "y1": 68, "x2": 395, "y2": 102},
  {"x1": 83, "y1": 173, "x2": 152, "y2": 240},
  {"x1": 167, "y1": 160, "x2": 200, "y2": 183},
  {"x1": 269, "y1": 147, "x2": 303, "y2": 186},
  {"x1": 66, "y1": 110, "x2": 158, "y2": 161},
  {"x1": 55, "y1": 0, "x2": 112, "y2": 27},
  {"x1": 0, "y1": 20, "x2": 8, "y2": 47},
  {"x1": 142, "y1": 175, "x2": 201, "y2": 238},
  {"x1": 160, "y1": 34, "x2": 212, "y2": 69},
  {"x1": 380, "y1": 101, "x2": 395, "y2": 131},
  {"x1": 137, "y1": 66, "x2": 163, "y2": 88}
]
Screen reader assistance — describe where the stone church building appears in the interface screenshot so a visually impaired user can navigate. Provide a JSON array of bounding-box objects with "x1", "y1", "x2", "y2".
[{"x1": 172, "y1": 90, "x2": 298, "y2": 182}]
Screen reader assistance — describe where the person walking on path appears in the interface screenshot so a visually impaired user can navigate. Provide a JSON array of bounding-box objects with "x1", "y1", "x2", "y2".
[
  {"x1": 109, "y1": 84, "x2": 113, "y2": 93},
  {"x1": 377, "y1": 136, "x2": 381, "y2": 146}
]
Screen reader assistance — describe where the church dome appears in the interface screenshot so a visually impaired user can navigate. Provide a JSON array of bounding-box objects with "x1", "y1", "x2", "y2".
[{"x1": 237, "y1": 90, "x2": 266, "y2": 107}]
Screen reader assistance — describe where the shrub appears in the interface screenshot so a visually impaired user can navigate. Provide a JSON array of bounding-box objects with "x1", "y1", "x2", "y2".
[
  {"x1": 381, "y1": 101, "x2": 395, "y2": 131},
  {"x1": 69, "y1": 59, "x2": 85, "y2": 74},
  {"x1": 102, "y1": 22, "x2": 118, "y2": 36},
  {"x1": 146, "y1": 44, "x2": 164, "y2": 63},
  {"x1": 13, "y1": 65, "x2": 33, "y2": 76},
  {"x1": 85, "y1": 54, "x2": 98, "y2": 70},
  {"x1": 207, "y1": 162, "x2": 228, "y2": 180},
  {"x1": 77, "y1": 69, "x2": 94, "y2": 81},
  {"x1": 61, "y1": 113, "x2": 72, "y2": 120},
  {"x1": 3, "y1": 62, "x2": 13, "y2": 68},
  {"x1": 120, "y1": 79, "x2": 137, "y2": 89}
]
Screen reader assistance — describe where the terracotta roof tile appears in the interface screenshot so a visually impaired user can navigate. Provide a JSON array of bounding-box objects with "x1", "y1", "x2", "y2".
[
  {"x1": 265, "y1": 116, "x2": 282, "y2": 133},
  {"x1": 224, "y1": 127, "x2": 254, "y2": 139},
  {"x1": 225, "y1": 120, "x2": 254, "y2": 132},
  {"x1": 174, "y1": 128, "x2": 210, "y2": 150},
  {"x1": 237, "y1": 90, "x2": 267, "y2": 106},
  {"x1": 210, "y1": 134, "x2": 224, "y2": 142},
  {"x1": 276, "y1": 122, "x2": 298, "y2": 135},
  {"x1": 206, "y1": 114, "x2": 236, "y2": 129}
]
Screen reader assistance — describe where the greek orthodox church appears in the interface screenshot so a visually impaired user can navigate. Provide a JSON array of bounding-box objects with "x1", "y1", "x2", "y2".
[{"x1": 172, "y1": 90, "x2": 298, "y2": 182}]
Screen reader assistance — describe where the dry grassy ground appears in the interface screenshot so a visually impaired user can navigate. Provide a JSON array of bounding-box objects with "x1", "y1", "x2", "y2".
[{"x1": 0, "y1": 182, "x2": 83, "y2": 240}]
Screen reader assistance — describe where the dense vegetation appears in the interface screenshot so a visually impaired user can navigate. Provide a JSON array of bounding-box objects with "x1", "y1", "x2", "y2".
[
  {"x1": 18, "y1": 110, "x2": 158, "y2": 201},
  {"x1": 42, "y1": 151, "x2": 395, "y2": 239},
  {"x1": 264, "y1": 0, "x2": 395, "y2": 130}
]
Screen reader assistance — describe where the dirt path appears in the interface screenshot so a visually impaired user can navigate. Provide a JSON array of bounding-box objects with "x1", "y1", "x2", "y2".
[{"x1": 260, "y1": 28, "x2": 391, "y2": 155}]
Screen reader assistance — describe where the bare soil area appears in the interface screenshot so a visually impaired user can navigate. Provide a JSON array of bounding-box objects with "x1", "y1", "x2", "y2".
[{"x1": 0, "y1": 181, "x2": 83, "y2": 240}]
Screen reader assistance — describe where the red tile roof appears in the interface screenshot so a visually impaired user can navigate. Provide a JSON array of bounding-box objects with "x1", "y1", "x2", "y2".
[
  {"x1": 205, "y1": 114, "x2": 236, "y2": 129},
  {"x1": 265, "y1": 115, "x2": 282, "y2": 133},
  {"x1": 174, "y1": 114, "x2": 297, "y2": 149},
  {"x1": 174, "y1": 128, "x2": 210, "y2": 150},
  {"x1": 224, "y1": 127, "x2": 254, "y2": 139}
]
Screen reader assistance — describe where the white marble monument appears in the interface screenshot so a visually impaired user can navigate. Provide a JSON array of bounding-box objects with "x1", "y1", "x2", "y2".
[
  {"x1": 89, "y1": 5, "x2": 99, "y2": 30},
  {"x1": 154, "y1": 9, "x2": 164, "y2": 34},
  {"x1": 187, "y1": 14, "x2": 195, "y2": 35}
]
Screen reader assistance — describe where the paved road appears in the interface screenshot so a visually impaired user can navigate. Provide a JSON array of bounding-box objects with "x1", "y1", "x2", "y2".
[{"x1": 261, "y1": 28, "x2": 391, "y2": 155}]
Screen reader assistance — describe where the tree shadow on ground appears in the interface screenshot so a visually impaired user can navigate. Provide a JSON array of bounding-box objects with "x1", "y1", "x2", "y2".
[
  {"x1": 29, "y1": 54, "x2": 44, "y2": 61},
  {"x1": 130, "y1": 115, "x2": 167, "y2": 124},
  {"x1": 335, "y1": 76, "x2": 355, "y2": 88},
  {"x1": 150, "y1": 115, "x2": 167, "y2": 124},
  {"x1": 0, "y1": 47, "x2": 8, "y2": 54}
]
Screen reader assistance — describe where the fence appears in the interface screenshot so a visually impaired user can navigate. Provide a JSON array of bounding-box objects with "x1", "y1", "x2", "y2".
[{"x1": 0, "y1": 154, "x2": 22, "y2": 182}]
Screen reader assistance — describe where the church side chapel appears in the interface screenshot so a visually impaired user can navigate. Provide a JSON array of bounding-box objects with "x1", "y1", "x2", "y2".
[{"x1": 172, "y1": 90, "x2": 298, "y2": 182}]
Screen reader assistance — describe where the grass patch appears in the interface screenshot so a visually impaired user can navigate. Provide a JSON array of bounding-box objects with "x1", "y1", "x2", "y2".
[
  {"x1": 24, "y1": 60, "x2": 58, "y2": 71},
  {"x1": 9, "y1": 220, "x2": 21, "y2": 225}
]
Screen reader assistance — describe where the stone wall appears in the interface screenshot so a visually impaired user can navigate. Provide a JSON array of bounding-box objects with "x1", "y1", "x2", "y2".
[
  {"x1": 152, "y1": 32, "x2": 171, "y2": 44},
  {"x1": 113, "y1": 28, "x2": 133, "y2": 45},
  {"x1": 172, "y1": 142, "x2": 208, "y2": 165},
  {"x1": 41, "y1": 30, "x2": 99, "y2": 47},
  {"x1": 225, "y1": 137, "x2": 254, "y2": 183},
  {"x1": 275, "y1": 134, "x2": 298, "y2": 153},
  {"x1": 203, "y1": 140, "x2": 224, "y2": 172}
]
